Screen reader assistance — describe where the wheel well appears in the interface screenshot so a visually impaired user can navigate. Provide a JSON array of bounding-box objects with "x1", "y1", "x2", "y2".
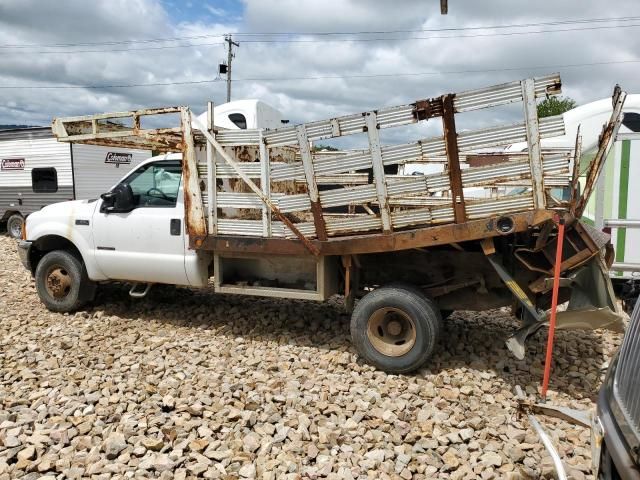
[
  {"x1": 29, "y1": 235, "x2": 83, "y2": 274},
  {"x1": 1, "y1": 210, "x2": 21, "y2": 222}
]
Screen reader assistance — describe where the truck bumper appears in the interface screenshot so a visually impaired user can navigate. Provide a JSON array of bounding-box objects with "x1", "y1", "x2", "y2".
[
  {"x1": 17, "y1": 240, "x2": 32, "y2": 272},
  {"x1": 593, "y1": 386, "x2": 640, "y2": 479}
]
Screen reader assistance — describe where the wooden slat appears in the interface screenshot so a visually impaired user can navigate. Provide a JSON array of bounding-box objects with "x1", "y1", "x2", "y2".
[
  {"x1": 296, "y1": 125, "x2": 328, "y2": 240},
  {"x1": 181, "y1": 108, "x2": 207, "y2": 238},
  {"x1": 522, "y1": 78, "x2": 546, "y2": 209},
  {"x1": 206, "y1": 102, "x2": 217, "y2": 235},
  {"x1": 365, "y1": 112, "x2": 392, "y2": 233}
]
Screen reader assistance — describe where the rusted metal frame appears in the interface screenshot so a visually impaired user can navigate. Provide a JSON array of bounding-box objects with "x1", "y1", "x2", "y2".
[
  {"x1": 206, "y1": 102, "x2": 217, "y2": 235},
  {"x1": 54, "y1": 106, "x2": 183, "y2": 124},
  {"x1": 180, "y1": 108, "x2": 207, "y2": 239},
  {"x1": 196, "y1": 209, "x2": 555, "y2": 256},
  {"x1": 296, "y1": 125, "x2": 327, "y2": 240},
  {"x1": 365, "y1": 112, "x2": 393, "y2": 233},
  {"x1": 259, "y1": 130, "x2": 272, "y2": 237},
  {"x1": 522, "y1": 78, "x2": 546, "y2": 210},
  {"x1": 575, "y1": 86, "x2": 627, "y2": 217},
  {"x1": 570, "y1": 125, "x2": 582, "y2": 200},
  {"x1": 190, "y1": 114, "x2": 320, "y2": 256},
  {"x1": 413, "y1": 97, "x2": 443, "y2": 121},
  {"x1": 441, "y1": 94, "x2": 466, "y2": 223}
]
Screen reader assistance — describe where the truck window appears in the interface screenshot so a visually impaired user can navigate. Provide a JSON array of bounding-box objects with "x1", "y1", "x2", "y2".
[
  {"x1": 32, "y1": 167, "x2": 58, "y2": 193},
  {"x1": 124, "y1": 160, "x2": 182, "y2": 208},
  {"x1": 228, "y1": 113, "x2": 247, "y2": 129}
]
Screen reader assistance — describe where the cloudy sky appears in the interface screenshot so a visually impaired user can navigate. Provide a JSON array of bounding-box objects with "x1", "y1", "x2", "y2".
[{"x1": 1, "y1": 0, "x2": 639, "y2": 142}]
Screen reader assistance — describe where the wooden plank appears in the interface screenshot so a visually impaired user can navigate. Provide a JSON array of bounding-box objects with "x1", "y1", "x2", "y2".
[
  {"x1": 364, "y1": 112, "x2": 392, "y2": 233},
  {"x1": 180, "y1": 108, "x2": 207, "y2": 239},
  {"x1": 206, "y1": 102, "x2": 217, "y2": 235},
  {"x1": 521, "y1": 78, "x2": 546, "y2": 209},
  {"x1": 259, "y1": 130, "x2": 272, "y2": 236},
  {"x1": 296, "y1": 125, "x2": 328, "y2": 240},
  {"x1": 442, "y1": 94, "x2": 466, "y2": 223}
]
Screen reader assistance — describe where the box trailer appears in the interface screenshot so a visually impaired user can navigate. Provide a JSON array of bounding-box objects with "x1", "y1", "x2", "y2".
[
  {"x1": 17, "y1": 74, "x2": 629, "y2": 372},
  {"x1": 0, "y1": 127, "x2": 151, "y2": 237}
]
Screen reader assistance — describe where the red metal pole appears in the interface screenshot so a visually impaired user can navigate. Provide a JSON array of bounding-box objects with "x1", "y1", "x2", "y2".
[{"x1": 541, "y1": 216, "x2": 566, "y2": 400}]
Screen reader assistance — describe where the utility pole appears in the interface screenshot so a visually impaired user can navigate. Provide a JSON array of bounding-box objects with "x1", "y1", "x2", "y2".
[{"x1": 224, "y1": 34, "x2": 239, "y2": 103}]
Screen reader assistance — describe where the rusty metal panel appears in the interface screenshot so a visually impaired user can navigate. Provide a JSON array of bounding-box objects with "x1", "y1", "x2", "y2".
[
  {"x1": 442, "y1": 94, "x2": 466, "y2": 223},
  {"x1": 454, "y1": 74, "x2": 561, "y2": 112},
  {"x1": 216, "y1": 129, "x2": 261, "y2": 146}
]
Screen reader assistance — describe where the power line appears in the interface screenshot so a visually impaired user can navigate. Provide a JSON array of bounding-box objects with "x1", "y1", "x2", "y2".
[
  {"x1": 0, "y1": 15, "x2": 638, "y2": 49},
  {"x1": 236, "y1": 23, "x2": 640, "y2": 43},
  {"x1": 3, "y1": 22, "x2": 640, "y2": 55},
  {"x1": 1, "y1": 59, "x2": 638, "y2": 90}
]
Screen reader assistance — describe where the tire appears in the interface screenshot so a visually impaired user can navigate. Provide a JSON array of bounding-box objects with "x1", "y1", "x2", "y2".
[
  {"x1": 350, "y1": 284, "x2": 442, "y2": 373},
  {"x1": 35, "y1": 250, "x2": 95, "y2": 312},
  {"x1": 7, "y1": 214, "x2": 24, "y2": 239}
]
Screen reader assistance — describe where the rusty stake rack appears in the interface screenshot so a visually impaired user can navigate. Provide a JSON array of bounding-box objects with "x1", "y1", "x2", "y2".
[{"x1": 50, "y1": 74, "x2": 625, "y2": 257}]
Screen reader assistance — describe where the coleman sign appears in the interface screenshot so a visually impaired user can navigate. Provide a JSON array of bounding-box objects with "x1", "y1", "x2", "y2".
[
  {"x1": 105, "y1": 152, "x2": 132, "y2": 168},
  {"x1": 1, "y1": 158, "x2": 25, "y2": 171}
]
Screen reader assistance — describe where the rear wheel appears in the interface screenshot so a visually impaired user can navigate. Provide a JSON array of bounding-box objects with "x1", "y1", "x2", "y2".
[
  {"x1": 35, "y1": 250, "x2": 95, "y2": 312},
  {"x1": 350, "y1": 284, "x2": 442, "y2": 373},
  {"x1": 7, "y1": 214, "x2": 24, "y2": 239}
]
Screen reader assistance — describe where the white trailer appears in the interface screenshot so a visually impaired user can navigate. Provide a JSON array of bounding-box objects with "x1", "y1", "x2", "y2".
[
  {"x1": 0, "y1": 127, "x2": 151, "y2": 237},
  {"x1": 506, "y1": 95, "x2": 640, "y2": 310}
]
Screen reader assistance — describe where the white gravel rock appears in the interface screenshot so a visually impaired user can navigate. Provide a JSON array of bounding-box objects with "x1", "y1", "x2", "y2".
[{"x1": 0, "y1": 235, "x2": 624, "y2": 479}]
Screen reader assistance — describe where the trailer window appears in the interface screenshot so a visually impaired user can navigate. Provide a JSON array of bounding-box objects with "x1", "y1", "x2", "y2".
[
  {"x1": 31, "y1": 167, "x2": 58, "y2": 193},
  {"x1": 228, "y1": 113, "x2": 247, "y2": 129}
]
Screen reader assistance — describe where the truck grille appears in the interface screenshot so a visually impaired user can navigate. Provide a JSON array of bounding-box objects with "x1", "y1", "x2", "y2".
[{"x1": 613, "y1": 300, "x2": 640, "y2": 439}]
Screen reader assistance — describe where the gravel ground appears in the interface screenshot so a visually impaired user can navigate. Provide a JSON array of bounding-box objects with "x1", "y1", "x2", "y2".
[{"x1": 0, "y1": 234, "x2": 624, "y2": 479}]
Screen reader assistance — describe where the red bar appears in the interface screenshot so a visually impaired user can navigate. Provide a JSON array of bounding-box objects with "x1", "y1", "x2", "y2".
[{"x1": 541, "y1": 216, "x2": 565, "y2": 399}]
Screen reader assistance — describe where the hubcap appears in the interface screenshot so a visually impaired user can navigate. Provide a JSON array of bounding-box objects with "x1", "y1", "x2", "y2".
[
  {"x1": 366, "y1": 307, "x2": 416, "y2": 357},
  {"x1": 9, "y1": 218, "x2": 22, "y2": 238},
  {"x1": 45, "y1": 266, "x2": 72, "y2": 299}
]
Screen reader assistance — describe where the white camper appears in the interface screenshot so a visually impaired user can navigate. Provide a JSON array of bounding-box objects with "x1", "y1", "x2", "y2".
[{"x1": 0, "y1": 127, "x2": 151, "y2": 238}]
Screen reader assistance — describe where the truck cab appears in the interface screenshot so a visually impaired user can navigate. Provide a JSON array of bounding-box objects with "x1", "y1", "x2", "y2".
[{"x1": 17, "y1": 99, "x2": 285, "y2": 311}]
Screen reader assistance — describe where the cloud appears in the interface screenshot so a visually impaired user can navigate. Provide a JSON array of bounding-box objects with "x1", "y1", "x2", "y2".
[
  {"x1": 204, "y1": 4, "x2": 226, "y2": 17},
  {"x1": 0, "y1": 0, "x2": 639, "y2": 148}
]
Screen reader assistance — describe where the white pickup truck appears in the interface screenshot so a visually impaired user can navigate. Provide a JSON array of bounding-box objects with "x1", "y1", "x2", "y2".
[
  {"x1": 16, "y1": 76, "x2": 628, "y2": 373},
  {"x1": 18, "y1": 99, "x2": 286, "y2": 311}
]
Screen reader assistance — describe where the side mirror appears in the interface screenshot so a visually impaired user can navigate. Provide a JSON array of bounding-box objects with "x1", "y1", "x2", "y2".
[{"x1": 101, "y1": 183, "x2": 134, "y2": 213}]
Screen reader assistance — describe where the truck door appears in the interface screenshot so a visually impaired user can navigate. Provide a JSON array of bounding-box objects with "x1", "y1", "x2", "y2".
[{"x1": 91, "y1": 159, "x2": 190, "y2": 285}]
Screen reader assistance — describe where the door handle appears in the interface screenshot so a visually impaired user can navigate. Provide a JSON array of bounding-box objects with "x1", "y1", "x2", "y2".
[{"x1": 170, "y1": 218, "x2": 181, "y2": 236}]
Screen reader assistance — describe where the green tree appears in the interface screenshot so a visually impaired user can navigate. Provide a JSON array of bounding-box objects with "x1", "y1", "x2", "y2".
[{"x1": 537, "y1": 96, "x2": 577, "y2": 118}]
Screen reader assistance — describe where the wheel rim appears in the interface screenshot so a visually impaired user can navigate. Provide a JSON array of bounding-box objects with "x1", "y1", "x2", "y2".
[
  {"x1": 9, "y1": 218, "x2": 22, "y2": 238},
  {"x1": 366, "y1": 307, "x2": 416, "y2": 357},
  {"x1": 45, "y1": 265, "x2": 73, "y2": 299}
]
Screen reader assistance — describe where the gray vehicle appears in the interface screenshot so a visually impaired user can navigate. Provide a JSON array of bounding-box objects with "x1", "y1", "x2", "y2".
[
  {"x1": 0, "y1": 127, "x2": 150, "y2": 238},
  {"x1": 592, "y1": 297, "x2": 640, "y2": 479}
]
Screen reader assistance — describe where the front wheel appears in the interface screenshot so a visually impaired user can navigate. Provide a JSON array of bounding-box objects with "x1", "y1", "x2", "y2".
[
  {"x1": 35, "y1": 250, "x2": 95, "y2": 312},
  {"x1": 350, "y1": 285, "x2": 442, "y2": 373}
]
